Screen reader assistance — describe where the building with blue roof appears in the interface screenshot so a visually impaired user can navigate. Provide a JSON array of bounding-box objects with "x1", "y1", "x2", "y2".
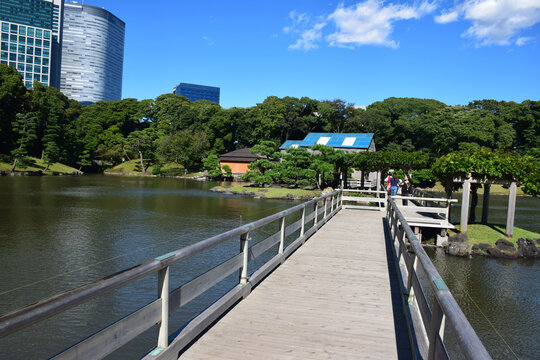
[
  {"x1": 279, "y1": 133, "x2": 377, "y2": 187},
  {"x1": 280, "y1": 133, "x2": 375, "y2": 153}
]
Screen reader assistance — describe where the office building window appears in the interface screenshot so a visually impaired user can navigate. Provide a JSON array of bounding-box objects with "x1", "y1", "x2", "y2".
[
  {"x1": 36, "y1": 29, "x2": 42, "y2": 38},
  {"x1": 27, "y1": 38, "x2": 33, "y2": 46},
  {"x1": 10, "y1": 24, "x2": 17, "y2": 34},
  {"x1": 42, "y1": 66, "x2": 48, "y2": 74},
  {"x1": 9, "y1": 53, "x2": 16, "y2": 61},
  {"x1": 27, "y1": 28, "x2": 34, "y2": 37},
  {"x1": 34, "y1": 65, "x2": 40, "y2": 73},
  {"x1": 43, "y1": 30, "x2": 50, "y2": 38},
  {"x1": 36, "y1": 39, "x2": 43, "y2": 47},
  {"x1": 1, "y1": 34, "x2": 8, "y2": 41},
  {"x1": 0, "y1": 43, "x2": 6, "y2": 51},
  {"x1": 10, "y1": 34, "x2": 16, "y2": 42},
  {"x1": 19, "y1": 26, "x2": 26, "y2": 35},
  {"x1": 26, "y1": 64, "x2": 32, "y2": 72},
  {"x1": 0, "y1": 52, "x2": 7, "y2": 60},
  {"x1": 34, "y1": 74, "x2": 40, "y2": 81},
  {"x1": 9, "y1": 43, "x2": 16, "y2": 52},
  {"x1": 1, "y1": 23, "x2": 9, "y2": 32},
  {"x1": 18, "y1": 36, "x2": 25, "y2": 44},
  {"x1": 17, "y1": 64, "x2": 24, "y2": 71},
  {"x1": 27, "y1": 47, "x2": 33, "y2": 55},
  {"x1": 17, "y1": 54, "x2": 24, "y2": 62}
]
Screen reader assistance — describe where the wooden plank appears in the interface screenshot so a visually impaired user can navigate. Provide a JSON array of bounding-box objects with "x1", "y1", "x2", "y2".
[
  {"x1": 53, "y1": 299, "x2": 161, "y2": 360},
  {"x1": 169, "y1": 254, "x2": 243, "y2": 310},
  {"x1": 180, "y1": 210, "x2": 405, "y2": 360}
]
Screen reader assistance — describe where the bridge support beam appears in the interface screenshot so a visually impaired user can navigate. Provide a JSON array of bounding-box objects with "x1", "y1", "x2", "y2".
[{"x1": 460, "y1": 179, "x2": 471, "y2": 234}]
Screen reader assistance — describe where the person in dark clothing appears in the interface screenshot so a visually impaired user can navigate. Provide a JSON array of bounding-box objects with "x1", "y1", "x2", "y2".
[{"x1": 401, "y1": 175, "x2": 410, "y2": 205}]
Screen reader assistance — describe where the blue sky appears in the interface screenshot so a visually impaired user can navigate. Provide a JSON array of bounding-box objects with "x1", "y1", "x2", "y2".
[{"x1": 75, "y1": 0, "x2": 539, "y2": 108}]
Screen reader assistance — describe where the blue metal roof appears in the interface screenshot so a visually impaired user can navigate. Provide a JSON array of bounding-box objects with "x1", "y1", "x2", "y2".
[
  {"x1": 279, "y1": 140, "x2": 302, "y2": 149},
  {"x1": 300, "y1": 133, "x2": 374, "y2": 149}
]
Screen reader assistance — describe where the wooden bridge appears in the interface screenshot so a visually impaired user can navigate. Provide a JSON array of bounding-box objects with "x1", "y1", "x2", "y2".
[{"x1": 0, "y1": 190, "x2": 491, "y2": 360}]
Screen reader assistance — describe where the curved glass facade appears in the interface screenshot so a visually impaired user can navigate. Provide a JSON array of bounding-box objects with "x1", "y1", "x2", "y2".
[{"x1": 60, "y1": 3, "x2": 124, "y2": 103}]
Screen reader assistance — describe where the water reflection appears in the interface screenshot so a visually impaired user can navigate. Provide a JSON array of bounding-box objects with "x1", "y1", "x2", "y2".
[{"x1": 0, "y1": 175, "x2": 297, "y2": 359}]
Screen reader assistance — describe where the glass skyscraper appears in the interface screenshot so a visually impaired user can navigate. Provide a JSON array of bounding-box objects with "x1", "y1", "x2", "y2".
[
  {"x1": 60, "y1": 2, "x2": 125, "y2": 104},
  {"x1": 173, "y1": 83, "x2": 220, "y2": 104},
  {"x1": 0, "y1": 0, "x2": 63, "y2": 88}
]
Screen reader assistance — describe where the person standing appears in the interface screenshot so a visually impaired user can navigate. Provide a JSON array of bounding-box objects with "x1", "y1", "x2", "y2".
[
  {"x1": 401, "y1": 175, "x2": 410, "y2": 205},
  {"x1": 389, "y1": 173, "x2": 402, "y2": 197}
]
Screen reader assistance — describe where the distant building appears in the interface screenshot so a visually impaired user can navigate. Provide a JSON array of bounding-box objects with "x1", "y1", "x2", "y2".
[
  {"x1": 60, "y1": 2, "x2": 125, "y2": 104},
  {"x1": 280, "y1": 133, "x2": 377, "y2": 187},
  {"x1": 280, "y1": 133, "x2": 375, "y2": 153},
  {"x1": 218, "y1": 148, "x2": 263, "y2": 175},
  {"x1": 173, "y1": 82, "x2": 220, "y2": 104},
  {"x1": 0, "y1": 0, "x2": 64, "y2": 88}
]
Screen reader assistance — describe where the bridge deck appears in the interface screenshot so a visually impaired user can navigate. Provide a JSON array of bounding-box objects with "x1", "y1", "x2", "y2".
[{"x1": 180, "y1": 209, "x2": 411, "y2": 359}]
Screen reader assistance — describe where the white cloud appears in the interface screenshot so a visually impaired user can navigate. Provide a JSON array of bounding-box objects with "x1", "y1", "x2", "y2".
[
  {"x1": 326, "y1": 0, "x2": 436, "y2": 48},
  {"x1": 435, "y1": 10, "x2": 459, "y2": 23},
  {"x1": 516, "y1": 36, "x2": 534, "y2": 45},
  {"x1": 283, "y1": 10, "x2": 309, "y2": 34},
  {"x1": 284, "y1": 0, "x2": 436, "y2": 50},
  {"x1": 436, "y1": 0, "x2": 540, "y2": 46},
  {"x1": 289, "y1": 22, "x2": 326, "y2": 50}
]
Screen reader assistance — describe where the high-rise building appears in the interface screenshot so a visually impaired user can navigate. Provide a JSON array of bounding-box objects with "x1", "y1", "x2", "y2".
[
  {"x1": 60, "y1": 2, "x2": 125, "y2": 104},
  {"x1": 0, "y1": 0, "x2": 63, "y2": 88},
  {"x1": 173, "y1": 82, "x2": 220, "y2": 104}
]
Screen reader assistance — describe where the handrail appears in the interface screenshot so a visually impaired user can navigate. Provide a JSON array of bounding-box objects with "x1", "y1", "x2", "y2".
[
  {"x1": 386, "y1": 198, "x2": 491, "y2": 360},
  {"x1": 0, "y1": 190, "x2": 343, "y2": 359}
]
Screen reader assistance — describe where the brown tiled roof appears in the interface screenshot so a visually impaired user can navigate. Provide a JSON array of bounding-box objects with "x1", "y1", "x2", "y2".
[{"x1": 219, "y1": 148, "x2": 264, "y2": 162}]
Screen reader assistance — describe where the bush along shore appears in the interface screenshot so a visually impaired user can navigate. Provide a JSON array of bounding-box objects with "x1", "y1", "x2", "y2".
[
  {"x1": 444, "y1": 224, "x2": 540, "y2": 259},
  {"x1": 211, "y1": 184, "x2": 321, "y2": 200}
]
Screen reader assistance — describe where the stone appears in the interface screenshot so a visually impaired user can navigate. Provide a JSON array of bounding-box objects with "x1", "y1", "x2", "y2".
[
  {"x1": 487, "y1": 247, "x2": 518, "y2": 259},
  {"x1": 495, "y1": 239, "x2": 515, "y2": 252},
  {"x1": 517, "y1": 238, "x2": 540, "y2": 258},
  {"x1": 472, "y1": 243, "x2": 492, "y2": 254},
  {"x1": 445, "y1": 243, "x2": 471, "y2": 257},
  {"x1": 448, "y1": 233, "x2": 468, "y2": 243}
]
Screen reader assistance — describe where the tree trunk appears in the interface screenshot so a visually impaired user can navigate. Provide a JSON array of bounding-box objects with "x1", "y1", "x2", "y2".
[
  {"x1": 10, "y1": 157, "x2": 18, "y2": 173},
  {"x1": 139, "y1": 150, "x2": 146, "y2": 173}
]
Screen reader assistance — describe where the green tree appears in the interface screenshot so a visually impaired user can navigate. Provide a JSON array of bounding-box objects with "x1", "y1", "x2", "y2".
[{"x1": 0, "y1": 64, "x2": 27, "y2": 154}]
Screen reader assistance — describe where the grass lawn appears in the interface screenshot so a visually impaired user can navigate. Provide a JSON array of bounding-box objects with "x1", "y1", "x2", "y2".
[
  {"x1": 0, "y1": 157, "x2": 81, "y2": 175},
  {"x1": 449, "y1": 223, "x2": 540, "y2": 247},
  {"x1": 106, "y1": 160, "x2": 186, "y2": 176},
  {"x1": 214, "y1": 184, "x2": 320, "y2": 199}
]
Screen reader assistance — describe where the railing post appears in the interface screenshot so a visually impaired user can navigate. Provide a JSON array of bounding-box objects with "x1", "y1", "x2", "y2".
[
  {"x1": 157, "y1": 266, "x2": 170, "y2": 349},
  {"x1": 300, "y1": 207, "x2": 306, "y2": 239},
  {"x1": 331, "y1": 193, "x2": 334, "y2": 213},
  {"x1": 314, "y1": 201, "x2": 319, "y2": 227},
  {"x1": 323, "y1": 197, "x2": 327, "y2": 219},
  {"x1": 239, "y1": 232, "x2": 250, "y2": 285},
  {"x1": 406, "y1": 254, "x2": 417, "y2": 299},
  {"x1": 278, "y1": 216, "x2": 285, "y2": 255},
  {"x1": 428, "y1": 299, "x2": 444, "y2": 360}
]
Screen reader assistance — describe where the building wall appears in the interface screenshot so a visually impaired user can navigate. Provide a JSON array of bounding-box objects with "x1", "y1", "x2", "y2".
[
  {"x1": 0, "y1": 0, "x2": 63, "y2": 88},
  {"x1": 174, "y1": 82, "x2": 220, "y2": 104},
  {"x1": 219, "y1": 161, "x2": 250, "y2": 174},
  {"x1": 60, "y1": 3, "x2": 124, "y2": 104}
]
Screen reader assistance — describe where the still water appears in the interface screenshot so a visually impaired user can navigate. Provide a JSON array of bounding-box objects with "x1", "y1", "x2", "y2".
[{"x1": 0, "y1": 176, "x2": 538, "y2": 359}]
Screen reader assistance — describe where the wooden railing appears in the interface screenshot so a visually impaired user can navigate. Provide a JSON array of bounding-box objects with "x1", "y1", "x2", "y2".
[
  {"x1": 386, "y1": 197, "x2": 491, "y2": 360},
  {"x1": 0, "y1": 191, "x2": 343, "y2": 360},
  {"x1": 341, "y1": 188, "x2": 387, "y2": 211}
]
